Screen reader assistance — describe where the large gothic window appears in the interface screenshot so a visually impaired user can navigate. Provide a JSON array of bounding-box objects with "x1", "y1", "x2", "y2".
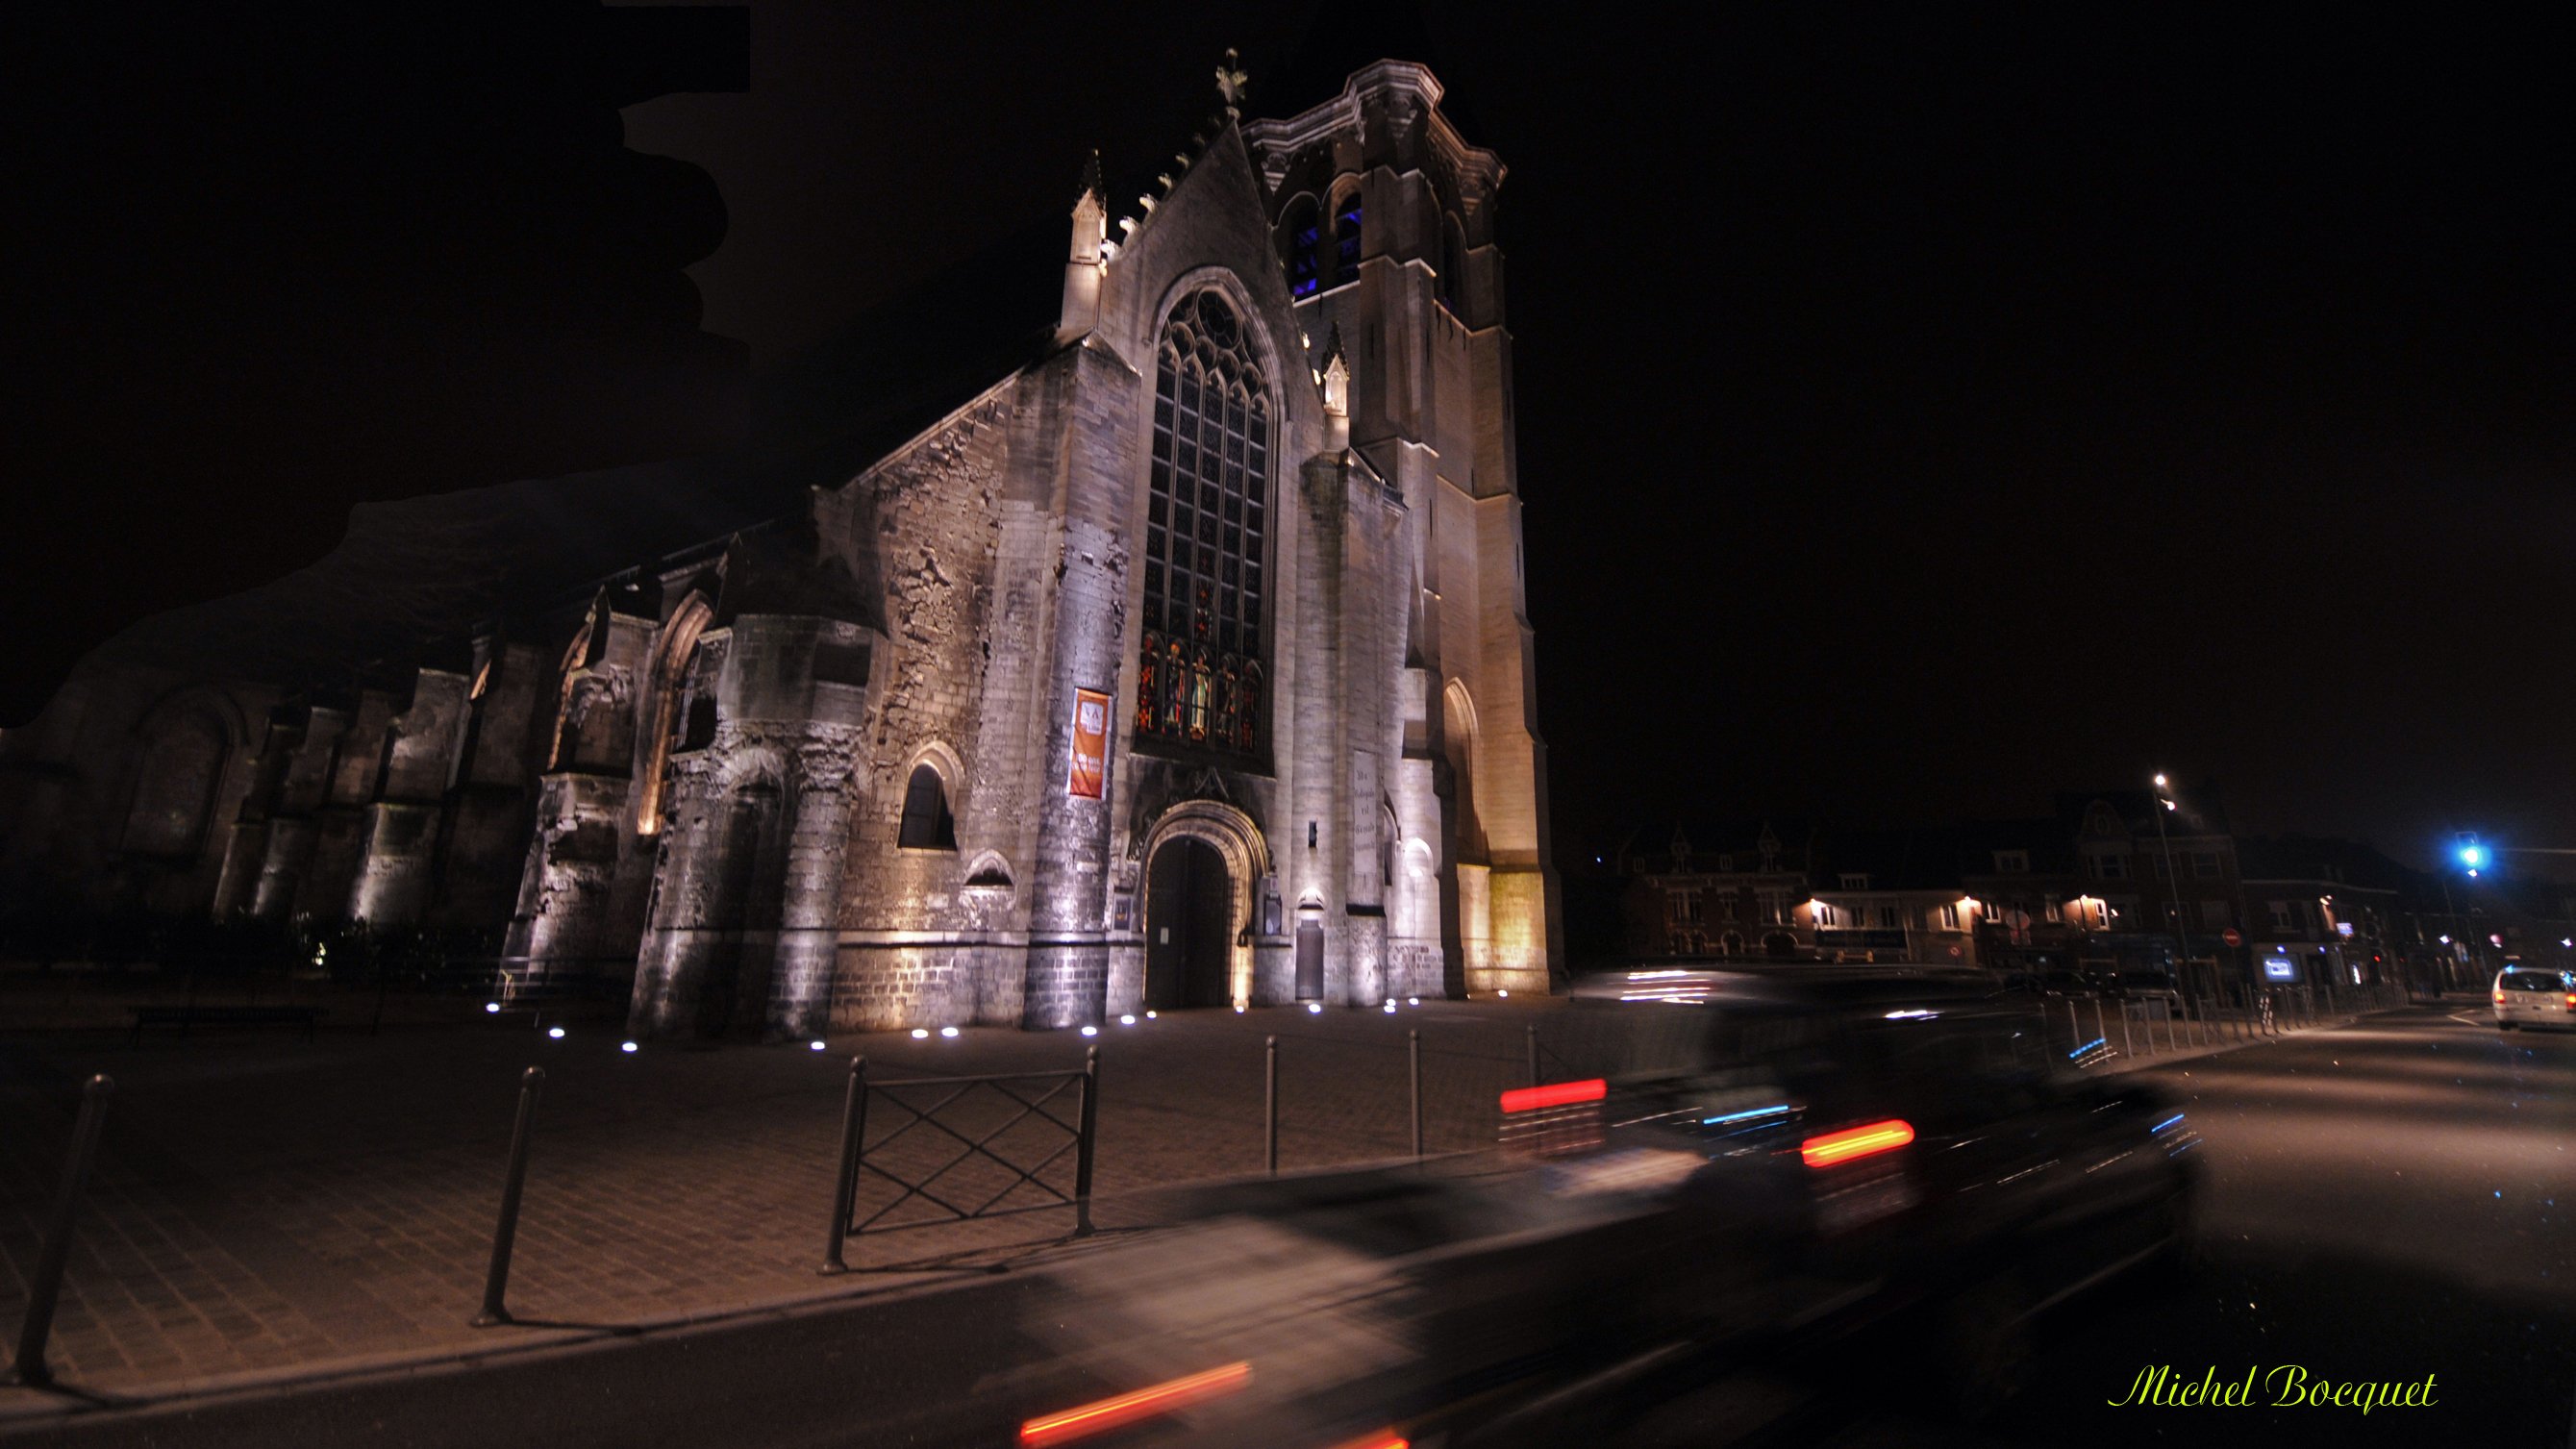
[{"x1": 1139, "y1": 290, "x2": 1268, "y2": 755}]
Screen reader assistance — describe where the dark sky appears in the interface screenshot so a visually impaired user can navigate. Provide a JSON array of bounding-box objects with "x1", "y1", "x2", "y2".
[
  {"x1": 617, "y1": 2, "x2": 2574, "y2": 871},
  {"x1": 19, "y1": 3, "x2": 2572, "y2": 876}
]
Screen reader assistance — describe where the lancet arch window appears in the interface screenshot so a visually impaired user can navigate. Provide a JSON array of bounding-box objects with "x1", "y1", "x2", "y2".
[
  {"x1": 1281, "y1": 195, "x2": 1322, "y2": 298},
  {"x1": 1332, "y1": 190, "x2": 1363, "y2": 286},
  {"x1": 1139, "y1": 289, "x2": 1268, "y2": 756}
]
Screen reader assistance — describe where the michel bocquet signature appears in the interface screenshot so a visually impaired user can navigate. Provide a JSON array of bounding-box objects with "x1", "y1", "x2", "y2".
[{"x1": 2111, "y1": 1365, "x2": 2438, "y2": 1413}]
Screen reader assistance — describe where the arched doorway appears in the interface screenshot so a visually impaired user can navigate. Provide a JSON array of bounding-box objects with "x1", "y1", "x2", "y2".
[{"x1": 1144, "y1": 837, "x2": 1234, "y2": 1010}]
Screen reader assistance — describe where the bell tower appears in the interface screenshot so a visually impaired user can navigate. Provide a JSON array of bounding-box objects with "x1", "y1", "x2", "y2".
[{"x1": 1244, "y1": 61, "x2": 1559, "y2": 995}]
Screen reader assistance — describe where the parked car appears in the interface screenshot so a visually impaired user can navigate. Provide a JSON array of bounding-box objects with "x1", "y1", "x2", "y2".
[{"x1": 2493, "y1": 966, "x2": 2576, "y2": 1031}]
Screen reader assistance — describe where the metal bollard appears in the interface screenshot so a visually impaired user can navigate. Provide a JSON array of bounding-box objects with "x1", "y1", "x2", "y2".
[
  {"x1": 820, "y1": 1056, "x2": 868, "y2": 1275},
  {"x1": 2066, "y1": 999, "x2": 2080, "y2": 1054},
  {"x1": 471, "y1": 1066, "x2": 546, "y2": 1327},
  {"x1": 1263, "y1": 1035, "x2": 1279, "y2": 1177},
  {"x1": 2163, "y1": 1001, "x2": 2179, "y2": 1053},
  {"x1": 1525, "y1": 1023, "x2": 1540, "y2": 1089},
  {"x1": 2092, "y1": 998, "x2": 2109, "y2": 1058},
  {"x1": 1073, "y1": 1046, "x2": 1100, "y2": 1237},
  {"x1": 12, "y1": 1075, "x2": 113, "y2": 1387},
  {"x1": 2120, "y1": 1002, "x2": 2135, "y2": 1058},
  {"x1": 1409, "y1": 1029, "x2": 1424, "y2": 1163}
]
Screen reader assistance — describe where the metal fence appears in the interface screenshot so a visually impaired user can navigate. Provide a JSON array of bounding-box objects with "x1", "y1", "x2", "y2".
[
  {"x1": 2041, "y1": 976, "x2": 2407, "y2": 1065},
  {"x1": 819, "y1": 1049, "x2": 1100, "y2": 1274}
]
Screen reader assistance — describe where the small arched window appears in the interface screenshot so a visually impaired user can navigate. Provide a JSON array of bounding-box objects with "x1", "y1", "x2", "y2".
[
  {"x1": 1280, "y1": 195, "x2": 1321, "y2": 298},
  {"x1": 1331, "y1": 192, "x2": 1363, "y2": 287},
  {"x1": 897, "y1": 763, "x2": 956, "y2": 851}
]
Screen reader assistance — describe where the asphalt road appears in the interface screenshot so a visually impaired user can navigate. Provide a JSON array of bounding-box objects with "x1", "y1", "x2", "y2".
[{"x1": 9, "y1": 1006, "x2": 2569, "y2": 1449}]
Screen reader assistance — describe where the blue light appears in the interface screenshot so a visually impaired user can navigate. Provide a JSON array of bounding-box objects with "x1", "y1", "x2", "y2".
[
  {"x1": 2459, "y1": 843, "x2": 2489, "y2": 871},
  {"x1": 2152, "y1": 1113, "x2": 2186, "y2": 1134},
  {"x1": 1702, "y1": 1103, "x2": 1792, "y2": 1126},
  {"x1": 2067, "y1": 1037, "x2": 2107, "y2": 1059}
]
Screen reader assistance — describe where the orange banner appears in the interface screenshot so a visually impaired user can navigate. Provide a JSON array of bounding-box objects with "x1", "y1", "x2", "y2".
[{"x1": 1068, "y1": 687, "x2": 1111, "y2": 799}]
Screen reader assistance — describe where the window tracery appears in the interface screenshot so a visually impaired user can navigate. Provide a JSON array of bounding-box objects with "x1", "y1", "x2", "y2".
[{"x1": 1139, "y1": 289, "x2": 1268, "y2": 756}]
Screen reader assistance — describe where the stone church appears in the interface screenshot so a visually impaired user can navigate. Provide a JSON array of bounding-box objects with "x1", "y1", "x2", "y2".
[{"x1": 0, "y1": 56, "x2": 1561, "y2": 1036}]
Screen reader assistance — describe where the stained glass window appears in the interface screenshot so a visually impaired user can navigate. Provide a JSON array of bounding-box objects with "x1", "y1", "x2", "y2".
[{"x1": 1140, "y1": 290, "x2": 1267, "y2": 756}]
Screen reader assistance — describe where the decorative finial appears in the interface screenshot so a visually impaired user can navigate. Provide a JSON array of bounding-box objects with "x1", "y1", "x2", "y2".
[
  {"x1": 1076, "y1": 149, "x2": 1104, "y2": 207},
  {"x1": 1215, "y1": 47, "x2": 1248, "y2": 119}
]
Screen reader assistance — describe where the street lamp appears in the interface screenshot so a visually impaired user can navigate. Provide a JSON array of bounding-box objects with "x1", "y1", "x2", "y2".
[{"x1": 2150, "y1": 772, "x2": 2195, "y2": 992}]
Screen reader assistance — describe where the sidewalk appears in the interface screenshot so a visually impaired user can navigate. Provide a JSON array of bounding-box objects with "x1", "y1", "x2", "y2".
[{"x1": 1, "y1": 995, "x2": 1638, "y2": 1406}]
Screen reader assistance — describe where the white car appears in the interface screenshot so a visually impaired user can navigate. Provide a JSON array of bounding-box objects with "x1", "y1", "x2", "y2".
[{"x1": 2493, "y1": 967, "x2": 2576, "y2": 1031}]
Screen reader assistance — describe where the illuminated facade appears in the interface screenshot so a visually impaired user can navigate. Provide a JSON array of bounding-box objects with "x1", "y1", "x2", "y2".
[{"x1": 0, "y1": 58, "x2": 1561, "y2": 1035}]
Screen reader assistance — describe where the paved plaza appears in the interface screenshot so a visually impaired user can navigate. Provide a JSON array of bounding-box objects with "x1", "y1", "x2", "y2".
[
  {"x1": 0, "y1": 983, "x2": 1660, "y2": 1401},
  {"x1": 0, "y1": 975, "x2": 2308, "y2": 1409}
]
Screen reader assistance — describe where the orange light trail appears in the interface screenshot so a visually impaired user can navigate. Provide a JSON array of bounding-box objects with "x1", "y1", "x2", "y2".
[
  {"x1": 1799, "y1": 1118, "x2": 1915, "y2": 1168},
  {"x1": 1017, "y1": 1361, "x2": 1251, "y2": 1446}
]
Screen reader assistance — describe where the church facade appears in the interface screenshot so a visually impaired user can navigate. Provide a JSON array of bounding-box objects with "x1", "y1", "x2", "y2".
[{"x1": 0, "y1": 58, "x2": 1561, "y2": 1035}]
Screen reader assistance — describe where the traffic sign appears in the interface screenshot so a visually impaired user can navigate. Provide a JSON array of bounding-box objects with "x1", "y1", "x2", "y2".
[{"x1": 2221, "y1": 928, "x2": 2242, "y2": 947}]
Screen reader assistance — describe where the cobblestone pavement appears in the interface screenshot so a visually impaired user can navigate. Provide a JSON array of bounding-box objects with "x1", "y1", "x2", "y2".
[{"x1": 1, "y1": 993, "x2": 1681, "y2": 1398}]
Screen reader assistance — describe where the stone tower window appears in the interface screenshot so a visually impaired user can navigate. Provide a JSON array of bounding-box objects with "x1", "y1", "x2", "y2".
[
  {"x1": 1438, "y1": 213, "x2": 1466, "y2": 314},
  {"x1": 1139, "y1": 289, "x2": 1269, "y2": 756},
  {"x1": 1280, "y1": 195, "x2": 1322, "y2": 298},
  {"x1": 1332, "y1": 192, "x2": 1363, "y2": 286},
  {"x1": 897, "y1": 763, "x2": 956, "y2": 851}
]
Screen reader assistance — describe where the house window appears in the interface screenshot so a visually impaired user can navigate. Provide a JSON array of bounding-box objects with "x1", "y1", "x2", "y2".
[
  {"x1": 2091, "y1": 852, "x2": 2129, "y2": 880},
  {"x1": 897, "y1": 764, "x2": 956, "y2": 851},
  {"x1": 1994, "y1": 850, "x2": 2030, "y2": 873},
  {"x1": 2201, "y1": 900, "x2": 2229, "y2": 930},
  {"x1": 1667, "y1": 887, "x2": 1703, "y2": 925},
  {"x1": 1838, "y1": 873, "x2": 1871, "y2": 889},
  {"x1": 2148, "y1": 854, "x2": 2170, "y2": 880},
  {"x1": 1876, "y1": 905, "x2": 1901, "y2": 930},
  {"x1": 1760, "y1": 892, "x2": 1788, "y2": 925},
  {"x1": 2191, "y1": 851, "x2": 2221, "y2": 880},
  {"x1": 1813, "y1": 903, "x2": 1838, "y2": 927},
  {"x1": 2268, "y1": 900, "x2": 2295, "y2": 933},
  {"x1": 1938, "y1": 903, "x2": 1961, "y2": 931},
  {"x1": 1139, "y1": 290, "x2": 1269, "y2": 755}
]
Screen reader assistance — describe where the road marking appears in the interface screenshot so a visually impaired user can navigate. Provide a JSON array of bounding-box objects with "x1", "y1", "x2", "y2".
[{"x1": 2445, "y1": 1012, "x2": 2491, "y2": 1028}]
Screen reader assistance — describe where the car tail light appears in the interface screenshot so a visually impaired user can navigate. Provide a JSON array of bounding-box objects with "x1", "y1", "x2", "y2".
[
  {"x1": 1325, "y1": 1434, "x2": 1410, "y2": 1449},
  {"x1": 2564, "y1": 993, "x2": 2574, "y2": 1009},
  {"x1": 1018, "y1": 1362, "x2": 1251, "y2": 1446},
  {"x1": 1800, "y1": 1118, "x2": 1916, "y2": 1168},
  {"x1": 2494, "y1": 989, "x2": 2507, "y2": 1004},
  {"x1": 1500, "y1": 1078, "x2": 1607, "y2": 1113}
]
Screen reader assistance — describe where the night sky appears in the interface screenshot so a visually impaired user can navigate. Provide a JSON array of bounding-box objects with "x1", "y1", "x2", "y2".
[{"x1": 19, "y1": 3, "x2": 2576, "y2": 874}]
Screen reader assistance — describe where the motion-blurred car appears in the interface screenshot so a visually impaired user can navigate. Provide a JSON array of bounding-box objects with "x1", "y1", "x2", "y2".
[
  {"x1": 2493, "y1": 966, "x2": 2576, "y2": 1031},
  {"x1": 1583, "y1": 968, "x2": 2201, "y2": 1412},
  {"x1": 999, "y1": 968, "x2": 2200, "y2": 1447}
]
